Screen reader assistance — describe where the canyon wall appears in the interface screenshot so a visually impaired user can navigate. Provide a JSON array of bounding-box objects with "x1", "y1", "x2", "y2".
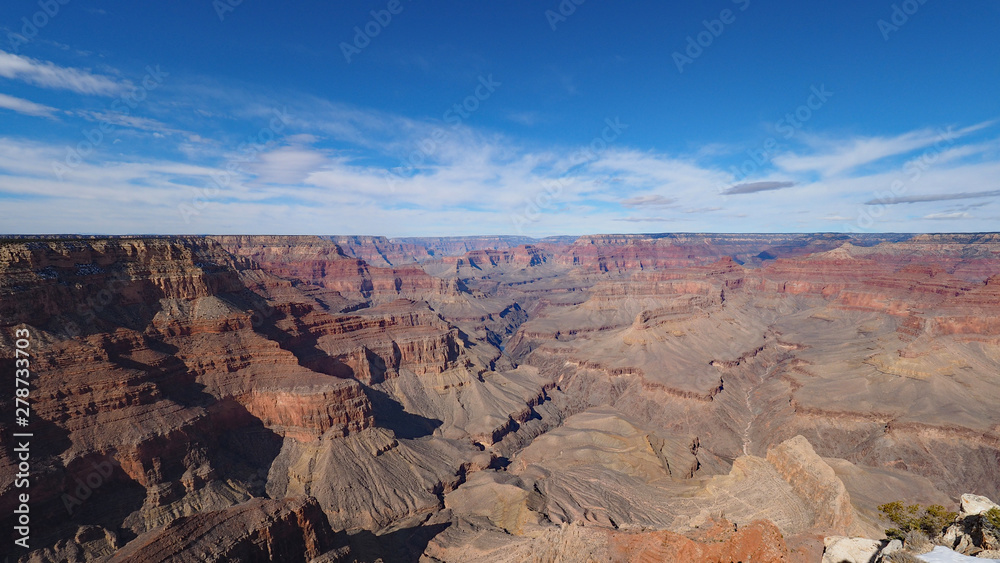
[{"x1": 1, "y1": 233, "x2": 998, "y2": 562}]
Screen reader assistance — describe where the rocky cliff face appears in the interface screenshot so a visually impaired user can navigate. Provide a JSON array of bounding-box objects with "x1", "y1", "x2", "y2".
[
  {"x1": 0, "y1": 236, "x2": 554, "y2": 560},
  {"x1": 322, "y1": 235, "x2": 432, "y2": 267},
  {"x1": 766, "y1": 435, "x2": 857, "y2": 534},
  {"x1": 2, "y1": 233, "x2": 999, "y2": 562},
  {"x1": 447, "y1": 245, "x2": 550, "y2": 271},
  {"x1": 0, "y1": 239, "x2": 383, "y2": 557},
  {"x1": 105, "y1": 497, "x2": 337, "y2": 563},
  {"x1": 212, "y1": 235, "x2": 463, "y2": 304},
  {"x1": 391, "y1": 235, "x2": 540, "y2": 257},
  {"x1": 547, "y1": 233, "x2": 914, "y2": 272}
]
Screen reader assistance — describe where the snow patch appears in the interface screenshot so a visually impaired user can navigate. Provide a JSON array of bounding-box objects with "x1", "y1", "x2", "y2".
[{"x1": 917, "y1": 546, "x2": 1000, "y2": 562}]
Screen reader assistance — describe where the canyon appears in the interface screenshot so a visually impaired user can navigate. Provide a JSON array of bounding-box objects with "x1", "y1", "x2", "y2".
[{"x1": 1, "y1": 233, "x2": 999, "y2": 562}]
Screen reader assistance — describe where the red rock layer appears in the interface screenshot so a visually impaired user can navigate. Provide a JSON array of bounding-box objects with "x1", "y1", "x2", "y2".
[
  {"x1": 392, "y1": 235, "x2": 539, "y2": 256},
  {"x1": 445, "y1": 245, "x2": 550, "y2": 270},
  {"x1": 747, "y1": 249, "x2": 1000, "y2": 336},
  {"x1": 212, "y1": 235, "x2": 462, "y2": 302},
  {"x1": 0, "y1": 237, "x2": 251, "y2": 334},
  {"x1": 264, "y1": 298, "x2": 464, "y2": 381},
  {"x1": 550, "y1": 233, "x2": 913, "y2": 272},
  {"x1": 324, "y1": 235, "x2": 431, "y2": 266},
  {"x1": 607, "y1": 518, "x2": 790, "y2": 562}
]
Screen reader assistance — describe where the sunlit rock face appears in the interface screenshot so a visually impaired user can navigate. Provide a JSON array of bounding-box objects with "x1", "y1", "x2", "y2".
[{"x1": 2, "y1": 233, "x2": 998, "y2": 562}]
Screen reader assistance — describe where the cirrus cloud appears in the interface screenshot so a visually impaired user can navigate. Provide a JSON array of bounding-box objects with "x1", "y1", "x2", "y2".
[
  {"x1": 620, "y1": 194, "x2": 678, "y2": 207},
  {"x1": 0, "y1": 93, "x2": 58, "y2": 118},
  {"x1": 864, "y1": 189, "x2": 1000, "y2": 205},
  {"x1": 0, "y1": 50, "x2": 125, "y2": 95},
  {"x1": 721, "y1": 180, "x2": 796, "y2": 195}
]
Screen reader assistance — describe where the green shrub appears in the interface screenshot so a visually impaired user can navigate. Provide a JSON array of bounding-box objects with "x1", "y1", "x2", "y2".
[
  {"x1": 878, "y1": 501, "x2": 957, "y2": 539},
  {"x1": 878, "y1": 501, "x2": 921, "y2": 532},
  {"x1": 917, "y1": 504, "x2": 957, "y2": 536},
  {"x1": 985, "y1": 507, "x2": 1000, "y2": 531}
]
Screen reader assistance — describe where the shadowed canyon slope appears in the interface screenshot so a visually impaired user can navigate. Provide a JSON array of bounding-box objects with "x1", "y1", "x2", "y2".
[{"x1": 1, "y1": 233, "x2": 999, "y2": 562}]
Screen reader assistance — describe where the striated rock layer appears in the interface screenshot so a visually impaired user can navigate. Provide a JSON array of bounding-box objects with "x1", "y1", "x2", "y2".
[{"x1": 106, "y1": 497, "x2": 337, "y2": 563}]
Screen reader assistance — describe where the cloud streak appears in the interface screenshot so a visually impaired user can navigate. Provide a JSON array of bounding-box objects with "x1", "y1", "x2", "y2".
[
  {"x1": 614, "y1": 216, "x2": 677, "y2": 222},
  {"x1": 0, "y1": 50, "x2": 124, "y2": 95},
  {"x1": 0, "y1": 93, "x2": 57, "y2": 118},
  {"x1": 864, "y1": 189, "x2": 1000, "y2": 205},
  {"x1": 619, "y1": 194, "x2": 678, "y2": 207},
  {"x1": 722, "y1": 181, "x2": 796, "y2": 195},
  {"x1": 773, "y1": 122, "x2": 995, "y2": 177},
  {"x1": 923, "y1": 211, "x2": 971, "y2": 220}
]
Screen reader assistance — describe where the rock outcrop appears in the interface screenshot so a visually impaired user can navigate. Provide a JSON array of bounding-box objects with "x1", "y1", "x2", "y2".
[
  {"x1": 212, "y1": 235, "x2": 463, "y2": 303},
  {"x1": 106, "y1": 497, "x2": 337, "y2": 562},
  {"x1": 767, "y1": 435, "x2": 857, "y2": 534},
  {"x1": 821, "y1": 493, "x2": 1000, "y2": 562},
  {"x1": 822, "y1": 536, "x2": 903, "y2": 563},
  {"x1": 940, "y1": 494, "x2": 1000, "y2": 556},
  {"x1": 960, "y1": 494, "x2": 1000, "y2": 517},
  {"x1": 322, "y1": 235, "x2": 431, "y2": 266}
]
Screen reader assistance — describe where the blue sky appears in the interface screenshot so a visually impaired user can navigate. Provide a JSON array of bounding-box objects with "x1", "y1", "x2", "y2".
[{"x1": 0, "y1": 0, "x2": 998, "y2": 236}]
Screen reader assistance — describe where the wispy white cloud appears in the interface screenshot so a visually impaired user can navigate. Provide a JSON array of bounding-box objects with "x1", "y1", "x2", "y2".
[
  {"x1": 722, "y1": 180, "x2": 796, "y2": 195},
  {"x1": 620, "y1": 195, "x2": 678, "y2": 208},
  {"x1": 0, "y1": 93, "x2": 57, "y2": 118},
  {"x1": 864, "y1": 188, "x2": 1000, "y2": 205},
  {"x1": 614, "y1": 216, "x2": 678, "y2": 223},
  {"x1": 773, "y1": 121, "x2": 995, "y2": 177},
  {"x1": 0, "y1": 50, "x2": 125, "y2": 95},
  {"x1": 78, "y1": 110, "x2": 179, "y2": 134},
  {"x1": 922, "y1": 211, "x2": 972, "y2": 220}
]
